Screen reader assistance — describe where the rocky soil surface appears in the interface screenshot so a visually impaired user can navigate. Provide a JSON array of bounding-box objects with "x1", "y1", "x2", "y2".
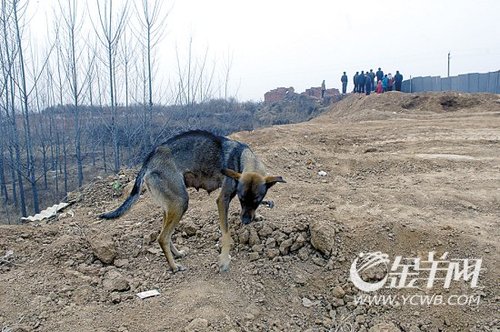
[{"x1": 1, "y1": 92, "x2": 499, "y2": 332}]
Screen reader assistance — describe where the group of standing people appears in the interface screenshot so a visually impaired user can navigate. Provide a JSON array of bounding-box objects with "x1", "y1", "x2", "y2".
[{"x1": 340, "y1": 68, "x2": 403, "y2": 95}]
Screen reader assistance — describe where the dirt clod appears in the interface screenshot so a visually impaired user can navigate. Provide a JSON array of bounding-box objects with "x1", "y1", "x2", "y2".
[
  {"x1": 102, "y1": 270, "x2": 130, "y2": 292},
  {"x1": 310, "y1": 219, "x2": 335, "y2": 256},
  {"x1": 88, "y1": 234, "x2": 117, "y2": 264}
]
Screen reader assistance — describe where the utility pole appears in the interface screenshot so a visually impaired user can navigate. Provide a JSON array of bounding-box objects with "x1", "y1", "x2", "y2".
[{"x1": 447, "y1": 52, "x2": 451, "y2": 77}]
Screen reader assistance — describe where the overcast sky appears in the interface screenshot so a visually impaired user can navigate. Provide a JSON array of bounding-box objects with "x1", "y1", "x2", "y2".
[{"x1": 30, "y1": 0, "x2": 500, "y2": 102}]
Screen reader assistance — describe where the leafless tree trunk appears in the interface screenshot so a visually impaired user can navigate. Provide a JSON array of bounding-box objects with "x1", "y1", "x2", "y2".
[
  {"x1": 134, "y1": 0, "x2": 169, "y2": 149},
  {"x1": 92, "y1": 0, "x2": 128, "y2": 173},
  {"x1": 223, "y1": 51, "x2": 234, "y2": 100},
  {"x1": 31, "y1": 74, "x2": 49, "y2": 190},
  {"x1": 44, "y1": 63, "x2": 60, "y2": 197},
  {"x1": 53, "y1": 36, "x2": 70, "y2": 196},
  {"x1": 0, "y1": 33, "x2": 7, "y2": 204},
  {"x1": 118, "y1": 29, "x2": 134, "y2": 164},
  {"x1": 1, "y1": 0, "x2": 27, "y2": 217},
  {"x1": 58, "y1": 0, "x2": 88, "y2": 187},
  {"x1": 0, "y1": 109, "x2": 7, "y2": 202},
  {"x1": 13, "y1": 0, "x2": 40, "y2": 214}
]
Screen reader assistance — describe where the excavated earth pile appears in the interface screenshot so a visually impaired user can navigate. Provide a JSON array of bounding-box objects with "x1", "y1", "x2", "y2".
[{"x1": 0, "y1": 92, "x2": 499, "y2": 332}]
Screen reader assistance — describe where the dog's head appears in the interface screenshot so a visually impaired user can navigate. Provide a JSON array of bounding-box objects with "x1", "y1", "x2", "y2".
[{"x1": 222, "y1": 169, "x2": 285, "y2": 224}]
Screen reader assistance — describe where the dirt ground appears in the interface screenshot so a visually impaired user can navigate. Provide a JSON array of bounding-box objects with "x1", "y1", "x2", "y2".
[{"x1": 0, "y1": 92, "x2": 499, "y2": 332}]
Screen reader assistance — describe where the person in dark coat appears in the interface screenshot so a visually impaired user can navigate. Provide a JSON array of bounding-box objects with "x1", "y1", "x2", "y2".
[
  {"x1": 394, "y1": 71, "x2": 403, "y2": 91},
  {"x1": 358, "y1": 71, "x2": 365, "y2": 93},
  {"x1": 376, "y1": 67, "x2": 384, "y2": 84},
  {"x1": 341, "y1": 72, "x2": 348, "y2": 94},
  {"x1": 321, "y1": 80, "x2": 326, "y2": 98},
  {"x1": 365, "y1": 72, "x2": 372, "y2": 95},
  {"x1": 353, "y1": 72, "x2": 359, "y2": 93},
  {"x1": 382, "y1": 75, "x2": 389, "y2": 92},
  {"x1": 369, "y1": 69, "x2": 376, "y2": 91}
]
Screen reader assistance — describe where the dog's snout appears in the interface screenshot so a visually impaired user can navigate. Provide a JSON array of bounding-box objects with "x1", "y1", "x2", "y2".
[
  {"x1": 241, "y1": 209, "x2": 255, "y2": 225},
  {"x1": 241, "y1": 215, "x2": 252, "y2": 225}
]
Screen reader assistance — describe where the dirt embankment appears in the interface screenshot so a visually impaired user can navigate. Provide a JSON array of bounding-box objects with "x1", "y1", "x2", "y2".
[{"x1": 1, "y1": 92, "x2": 499, "y2": 332}]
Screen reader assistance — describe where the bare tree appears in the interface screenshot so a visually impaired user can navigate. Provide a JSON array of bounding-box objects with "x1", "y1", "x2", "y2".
[
  {"x1": 175, "y1": 38, "x2": 218, "y2": 107},
  {"x1": 92, "y1": 0, "x2": 128, "y2": 173},
  {"x1": 0, "y1": 3, "x2": 9, "y2": 205},
  {"x1": 0, "y1": 0, "x2": 248, "y2": 223},
  {"x1": 13, "y1": 0, "x2": 41, "y2": 214},
  {"x1": 43, "y1": 61, "x2": 61, "y2": 198},
  {"x1": 0, "y1": 98, "x2": 7, "y2": 203},
  {"x1": 118, "y1": 28, "x2": 135, "y2": 164},
  {"x1": 58, "y1": 0, "x2": 89, "y2": 187},
  {"x1": 134, "y1": 0, "x2": 169, "y2": 148},
  {"x1": 223, "y1": 50, "x2": 234, "y2": 100},
  {"x1": 52, "y1": 27, "x2": 71, "y2": 195},
  {"x1": 1, "y1": 0, "x2": 27, "y2": 217}
]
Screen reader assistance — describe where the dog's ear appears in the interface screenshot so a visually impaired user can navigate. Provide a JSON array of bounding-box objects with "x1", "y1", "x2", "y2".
[
  {"x1": 222, "y1": 168, "x2": 241, "y2": 181},
  {"x1": 265, "y1": 175, "x2": 286, "y2": 188}
]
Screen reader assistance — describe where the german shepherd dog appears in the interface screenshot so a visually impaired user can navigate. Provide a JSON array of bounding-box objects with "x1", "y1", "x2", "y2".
[{"x1": 100, "y1": 130, "x2": 285, "y2": 272}]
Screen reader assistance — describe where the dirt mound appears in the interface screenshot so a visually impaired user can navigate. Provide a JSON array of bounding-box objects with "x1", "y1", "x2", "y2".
[
  {"x1": 254, "y1": 93, "x2": 326, "y2": 126},
  {"x1": 315, "y1": 91, "x2": 500, "y2": 123},
  {"x1": 1, "y1": 92, "x2": 499, "y2": 331}
]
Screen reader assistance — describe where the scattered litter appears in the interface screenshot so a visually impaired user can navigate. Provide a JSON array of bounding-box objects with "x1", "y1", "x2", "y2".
[
  {"x1": 317, "y1": 171, "x2": 327, "y2": 177},
  {"x1": 1, "y1": 250, "x2": 14, "y2": 265},
  {"x1": 20, "y1": 202, "x2": 69, "y2": 222},
  {"x1": 136, "y1": 289, "x2": 160, "y2": 299},
  {"x1": 59, "y1": 209, "x2": 75, "y2": 219},
  {"x1": 3, "y1": 250, "x2": 13, "y2": 259}
]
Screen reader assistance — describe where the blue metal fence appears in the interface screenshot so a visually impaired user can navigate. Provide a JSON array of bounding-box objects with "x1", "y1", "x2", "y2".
[{"x1": 401, "y1": 71, "x2": 500, "y2": 94}]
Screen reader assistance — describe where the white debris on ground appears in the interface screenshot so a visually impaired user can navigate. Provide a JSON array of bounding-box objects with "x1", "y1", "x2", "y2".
[
  {"x1": 20, "y1": 202, "x2": 69, "y2": 222},
  {"x1": 136, "y1": 290, "x2": 160, "y2": 299}
]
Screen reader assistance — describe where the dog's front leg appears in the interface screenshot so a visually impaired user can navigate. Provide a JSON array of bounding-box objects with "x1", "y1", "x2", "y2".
[{"x1": 216, "y1": 192, "x2": 233, "y2": 272}]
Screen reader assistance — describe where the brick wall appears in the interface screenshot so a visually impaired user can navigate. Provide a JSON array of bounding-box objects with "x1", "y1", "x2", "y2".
[
  {"x1": 264, "y1": 87, "x2": 295, "y2": 103},
  {"x1": 264, "y1": 86, "x2": 340, "y2": 104},
  {"x1": 302, "y1": 87, "x2": 340, "y2": 98}
]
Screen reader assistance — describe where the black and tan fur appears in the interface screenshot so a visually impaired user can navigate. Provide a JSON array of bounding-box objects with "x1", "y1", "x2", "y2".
[{"x1": 100, "y1": 130, "x2": 285, "y2": 272}]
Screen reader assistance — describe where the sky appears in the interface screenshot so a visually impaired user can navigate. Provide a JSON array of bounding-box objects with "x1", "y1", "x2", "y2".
[{"x1": 28, "y1": 0, "x2": 500, "y2": 102}]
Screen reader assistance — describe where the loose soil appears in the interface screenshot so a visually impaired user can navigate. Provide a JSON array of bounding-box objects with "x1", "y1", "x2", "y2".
[{"x1": 1, "y1": 92, "x2": 499, "y2": 332}]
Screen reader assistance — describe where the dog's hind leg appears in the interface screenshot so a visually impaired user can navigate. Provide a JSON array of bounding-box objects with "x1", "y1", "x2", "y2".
[
  {"x1": 147, "y1": 170, "x2": 189, "y2": 272},
  {"x1": 158, "y1": 201, "x2": 187, "y2": 272},
  {"x1": 170, "y1": 240, "x2": 186, "y2": 258}
]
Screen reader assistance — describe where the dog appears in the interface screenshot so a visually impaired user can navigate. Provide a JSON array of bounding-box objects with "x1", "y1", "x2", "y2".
[{"x1": 100, "y1": 130, "x2": 285, "y2": 272}]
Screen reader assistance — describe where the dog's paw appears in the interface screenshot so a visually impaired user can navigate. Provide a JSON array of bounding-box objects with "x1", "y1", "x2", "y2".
[
  {"x1": 171, "y1": 263, "x2": 186, "y2": 273},
  {"x1": 218, "y1": 254, "x2": 231, "y2": 272},
  {"x1": 219, "y1": 261, "x2": 230, "y2": 272},
  {"x1": 174, "y1": 249, "x2": 187, "y2": 258}
]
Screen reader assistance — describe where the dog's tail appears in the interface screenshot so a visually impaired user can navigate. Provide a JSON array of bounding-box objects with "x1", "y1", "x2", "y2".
[{"x1": 100, "y1": 167, "x2": 147, "y2": 219}]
